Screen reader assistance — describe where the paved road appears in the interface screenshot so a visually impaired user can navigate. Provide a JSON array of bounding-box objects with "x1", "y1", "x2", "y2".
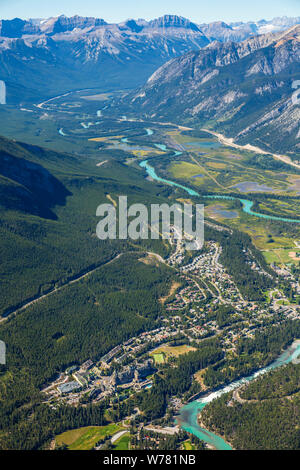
[
  {"x1": 111, "y1": 430, "x2": 129, "y2": 444},
  {"x1": 201, "y1": 129, "x2": 300, "y2": 171}
]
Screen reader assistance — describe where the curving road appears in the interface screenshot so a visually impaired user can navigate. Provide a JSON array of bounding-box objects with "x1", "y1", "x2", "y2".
[
  {"x1": 201, "y1": 128, "x2": 300, "y2": 171},
  {"x1": 111, "y1": 430, "x2": 129, "y2": 444}
]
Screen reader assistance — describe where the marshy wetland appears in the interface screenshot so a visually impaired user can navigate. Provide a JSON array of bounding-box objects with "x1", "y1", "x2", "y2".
[{"x1": 1, "y1": 87, "x2": 300, "y2": 268}]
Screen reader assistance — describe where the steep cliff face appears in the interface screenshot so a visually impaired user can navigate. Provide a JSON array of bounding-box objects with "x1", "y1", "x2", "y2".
[
  {"x1": 0, "y1": 137, "x2": 70, "y2": 218},
  {"x1": 0, "y1": 15, "x2": 108, "y2": 37},
  {"x1": 127, "y1": 26, "x2": 300, "y2": 154},
  {"x1": 43, "y1": 15, "x2": 108, "y2": 34},
  {"x1": 148, "y1": 15, "x2": 202, "y2": 31}
]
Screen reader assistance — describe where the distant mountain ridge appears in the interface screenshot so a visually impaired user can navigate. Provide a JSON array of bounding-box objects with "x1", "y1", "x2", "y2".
[
  {"x1": 0, "y1": 14, "x2": 298, "y2": 38},
  {"x1": 125, "y1": 25, "x2": 300, "y2": 155},
  {"x1": 0, "y1": 14, "x2": 298, "y2": 104},
  {"x1": 0, "y1": 14, "x2": 209, "y2": 103},
  {"x1": 199, "y1": 16, "x2": 300, "y2": 42}
]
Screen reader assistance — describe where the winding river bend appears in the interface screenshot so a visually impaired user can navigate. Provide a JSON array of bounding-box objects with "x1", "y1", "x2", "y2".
[
  {"x1": 177, "y1": 341, "x2": 300, "y2": 450},
  {"x1": 54, "y1": 121, "x2": 300, "y2": 448},
  {"x1": 139, "y1": 159, "x2": 300, "y2": 224}
]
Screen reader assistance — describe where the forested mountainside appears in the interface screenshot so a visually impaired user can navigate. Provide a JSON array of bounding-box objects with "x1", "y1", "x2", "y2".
[
  {"x1": 126, "y1": 25, "x2": 300, "y2": 155},
  {"x1": 0, "y1": 15, "x2": 298, "y2": 104}
]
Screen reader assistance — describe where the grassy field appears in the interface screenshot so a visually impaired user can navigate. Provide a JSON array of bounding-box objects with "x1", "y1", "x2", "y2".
[
  {"x1": 150, "y1": 344, "x2": 196, "y2": 364},
  {"x1": 205, "y1": 201, "x2": 300, "y2": 252},
  {"x1": 81, "y1": 93, "x2": 111, "y2": 102},
  {"x1": 172, "y1": 133, "x2": 216, "y2": 145},
  {"x1": 169, "y1": 155, "x2": 294, "y2": 194},
  {"x1": 170, "y1": 161, "x2": 202, "y2": 178},
  {"x1": 194, "y1": 368, "x2": 208, "y2": 391},
  {"x1": 182, "y1": 440, "x2": 195, "y2": 450},
  {"x1": 113, "y1": 433, "x2": 130, "y2": 450},
  {"x1": 169, "y1": 130, "x2": 300, "y2": 196},
  {"x1": 151, "y1": 352, "x2": 165, "y2": 365},
  {"x1": 89, "y1": 135, "x2": 125, "y2": 142},
  {"x1": 228, "y1": 218, "x2": 299, "y2": 251},
  {"x1": 263, "y1": 248, "x2": 300, "y2": 265},
  {"x1": 56, "y1": 424, "x2": 123, "y2": 450},
  {"x1": 159, "y1": 281, "x2": 181, "y2": 304},
  {"x1": 165, "y1": 130, "x2": 300, "y2": 255}
]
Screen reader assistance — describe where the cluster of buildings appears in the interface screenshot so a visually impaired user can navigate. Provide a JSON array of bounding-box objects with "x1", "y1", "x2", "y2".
[
  {"x1": 45, "y1": 238, "x2": 300, "y2": 411},
  {"x1": 179, "y1": 242, "x2": 244, "y2": 305},
  {"x1": 166, "y1": 278, "x2": 205, "y2": 312},
  {"x1": 54, "y1": 358, "x2": 155, "y2": 401},
  {"x1": 99, "y1": 360, "x2": 155, "y2": 395}
]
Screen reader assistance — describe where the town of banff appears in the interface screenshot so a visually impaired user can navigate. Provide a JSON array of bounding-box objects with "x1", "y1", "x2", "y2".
[{"x1": 0, "y1": 0, "x2": 300, "y2": 461}]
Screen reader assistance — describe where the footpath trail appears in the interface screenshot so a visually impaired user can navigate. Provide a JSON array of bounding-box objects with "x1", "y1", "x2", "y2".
[
  {"x1": 188, "y1": 152, "x2": 227, "y2": 189},
  {"x1": 232, "y1": 386, "x2": 300, "y2": 405}
]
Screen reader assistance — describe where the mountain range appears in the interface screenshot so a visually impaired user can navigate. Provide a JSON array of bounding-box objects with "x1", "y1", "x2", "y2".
[
  {"x1": 0, "y1": 14, "x2": 299, "y2": 104},
  {"x1": 199, "y1": 16, "x2": 300, "y2": 42},
  {"x1": 127, "y1": 25, "x2": 300, "y2": 155}
]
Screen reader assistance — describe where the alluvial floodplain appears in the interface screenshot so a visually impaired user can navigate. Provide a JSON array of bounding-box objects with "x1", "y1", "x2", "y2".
[{"x1": 0, "y1": 85, "x2": 300, "y2": 452}]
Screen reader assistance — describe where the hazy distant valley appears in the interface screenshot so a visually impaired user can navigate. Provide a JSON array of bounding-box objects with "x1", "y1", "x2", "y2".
[{"x1": 0, "y1": 14, "x2": 299, "y2": 103}]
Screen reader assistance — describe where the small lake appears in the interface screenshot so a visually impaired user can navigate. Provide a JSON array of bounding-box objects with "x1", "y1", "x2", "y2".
[
  {"x1": 154, "y1": 143, "x2": 167, "y2": 151},
  {"x1": 210, "y1": 208, "x2": 238, "y2": 219},
  {"x1": 233, "y1": 182, "x2": 276, "y2": 193},
  {"x1": 80, "y1": 122, "x2": 95, "y2": 129}
]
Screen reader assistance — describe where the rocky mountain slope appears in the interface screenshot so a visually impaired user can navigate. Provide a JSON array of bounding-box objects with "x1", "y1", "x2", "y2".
[
  {"x1": 0, "y1": 137, "x2": 71, "y2": 218},
  {"x1": 0, "y1": 15, "x2": 209, "y2": 104},
  {"x1": 199, "y1": 16, "x2": 300, "y2": 42},
  {"x1": 127, "y1": 25, "x2": 300, "y2": 155},
  {"x1": 0, "y1": 14, "x2": 298, "y2": 104}
]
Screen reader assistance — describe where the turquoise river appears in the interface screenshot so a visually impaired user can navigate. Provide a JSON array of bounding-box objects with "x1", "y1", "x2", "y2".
[
  {"x1": 177, "y1": 340, "x2": 300, "y2": 450},
  {"x1": 139, "y1": 159, "x2": 300, "y2": 224},
  {"x1": 138, "y1": 137, "x2": 300, "y2": 448}
]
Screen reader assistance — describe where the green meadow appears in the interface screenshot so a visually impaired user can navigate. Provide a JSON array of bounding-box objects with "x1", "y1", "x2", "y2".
[{"x1": 56, "y1": 424, "x2": 122, "y2": 450}]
